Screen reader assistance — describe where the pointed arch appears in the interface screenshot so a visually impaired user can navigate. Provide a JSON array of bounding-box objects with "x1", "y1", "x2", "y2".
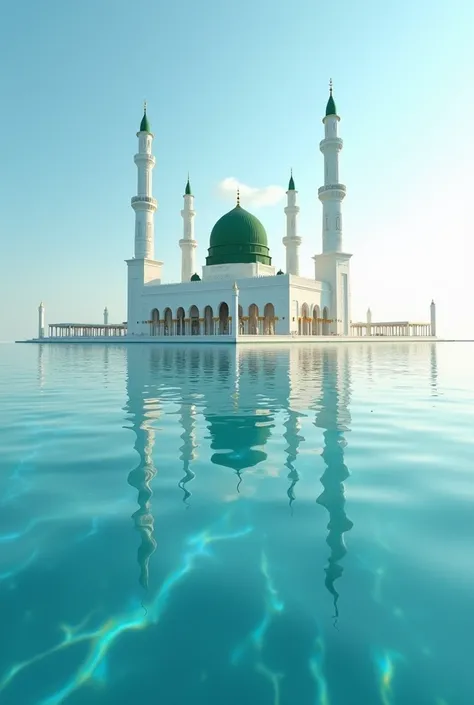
[
  {"x1": 312, "y1": 305, "x2": 321, "y2": 335},
  {"x1": 249, "y1": 304, "x2": 259, "y2": 335},
  {"x1": 189, "y1": 305, "x2": 200, "y2": 335},
  {"x1": 164, "y1": 307, "x2": 173, "y2": 336},
  {"x1": 176, "y1": 307, "x2": 185, "y2": 335},
  {"x1": 204, "y1": 305, "x2": 214, "y2": 335},
  {"x1": 218, "y1": 302, "x2": 229, "y2": 335},
  {"x1": 263, "y1": 303, "x2": 275, "y2": 335},
  {"x1": 150, "y1": 308, "x2": 159, "y2": 337}
]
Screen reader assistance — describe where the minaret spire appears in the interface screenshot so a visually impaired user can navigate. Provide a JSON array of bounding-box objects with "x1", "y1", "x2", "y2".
[
  {"x1": 132, "y1": 104, "x2": 157, "y2": 259},
  {"x1": 282, "y1": 170, "x2": 301, "y2": 275},
  {"x1": 180, "y1": 175, "x2": 197, "y2": 282}
]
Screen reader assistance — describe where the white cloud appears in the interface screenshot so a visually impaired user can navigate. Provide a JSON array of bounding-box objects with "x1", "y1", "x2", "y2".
[{"x1": 217, "y1": 177, "x2": 285, "y2": 208}]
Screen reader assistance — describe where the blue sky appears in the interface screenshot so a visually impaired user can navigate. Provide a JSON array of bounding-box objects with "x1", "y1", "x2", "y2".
[{"x1": 1, "y1": 0, "x2": 473, "y2": 340}]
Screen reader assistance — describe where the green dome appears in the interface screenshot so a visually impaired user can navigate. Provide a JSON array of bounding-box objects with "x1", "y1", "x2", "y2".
[
  {"x1": 206, "y1": 204, "x2": 271, "y2": 267},
  {"x1": 140, "y1": 111, "x2": 151, "y2": 133},
  {"x1": 190, "y1": 272, "x2": 201, "y2": 281}
]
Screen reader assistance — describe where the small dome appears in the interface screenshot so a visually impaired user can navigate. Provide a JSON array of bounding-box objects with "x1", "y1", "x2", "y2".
[
  {"x1": 277, "y1": 269, "x2": 284, "y2": 275},
  {"x1": 206, "y1": 205, "x2": 271, "y2": 266},
  {"x1": 190, "y1": 272, "x2": 201, "y2": 281}
]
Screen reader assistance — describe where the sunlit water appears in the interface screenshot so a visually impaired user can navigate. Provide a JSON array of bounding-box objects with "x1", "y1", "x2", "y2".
[{"x1": 0, "y1": 342, "x2": 472, "y2": 705}]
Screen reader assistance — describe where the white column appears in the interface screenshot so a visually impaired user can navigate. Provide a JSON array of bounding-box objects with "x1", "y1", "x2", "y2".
[
  {"x1": 131, "y1": 103, "x2": 157, "y2": 260},
  {"x1": 231, "y1": 282, "x2": 239, "y2": 341},
  {"x1": 282, "y1": 172, "x2": 301, "y2": 275},
  {"x1": 319, "y1": 80, "x2": 345, "y2": 254},
  {"x1": 179, "y1": 177, "x2": 198, "y2": 282},
  {"x1": 103, "y1": 307, "x2": 109, "y2": 325},
  {"x1": 38, "y1": 302, "x2": 45, "y2": 339},
  {"x1": 366, "y1": 307, "x2": 372, "y2": 336},
  {"x1": 430, "y1": 301, "x2": 436, "y2": 337}
]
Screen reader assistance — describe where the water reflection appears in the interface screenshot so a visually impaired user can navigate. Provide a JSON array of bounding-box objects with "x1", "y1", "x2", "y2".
[
  {"x1": 178, "y1": 401, "x2": 197, "y2": 505},
  {"x1": 430, "y1": 343, "x2": 438, "y2": 397},
  {"x1": 124, "y1": 354, "x2": 158, "y2": 590},
  {"x1": 315, "y1": 347, "x2": 353, "y2": 622}
]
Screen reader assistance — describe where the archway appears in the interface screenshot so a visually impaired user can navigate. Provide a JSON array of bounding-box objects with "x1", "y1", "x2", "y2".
[
  {"x1": 177, "y1": 307, "x2": 185, "y2": 335},
  {"x1": 301, "y1": 303, "x2": 310, "y2": 335},
  {"x1": 150, "y1": 308, "x2": 159, "y2": 336},
  {"x1": 164, "y1": 308, "x2": 173, "y2": 336},
  {"x1": 263, "y1": 303, "x2": 275, "y2": 335},
  {"x1": 204, "y1": 305, "x2": 214, "y2": 335},
  {"x1": 249, "y1": 304, "x2": 259, "y2": 335},
  {"x1": 312, "y1": 305, "x2": 321, "y2": 335},
  {"x1": 218, "y1": 302, "x2": 229, "y2": 335},
  {"x1": 322, "y1": 306, "x2": 330, "y2": 335},
  {"x1": 238, "y1": 304, "x2": 244, "y2": 334},
  {"x1": 189, "y1": 305, "x2": 200, "y2": 335}
]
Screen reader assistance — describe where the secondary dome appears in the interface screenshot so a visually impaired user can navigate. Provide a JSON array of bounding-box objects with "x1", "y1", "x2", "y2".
[{"x1": 206, "y1": 204, "x2": 271, "y2": 267}]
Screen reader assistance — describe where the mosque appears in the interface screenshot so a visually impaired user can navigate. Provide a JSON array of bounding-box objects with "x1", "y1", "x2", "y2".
[{"x1": 26, "y1": 85, "x2": 436, "y2": 343}]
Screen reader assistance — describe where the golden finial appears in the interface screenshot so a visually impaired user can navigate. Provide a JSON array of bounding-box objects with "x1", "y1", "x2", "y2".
[
  {"x1": 329, "y1": 78, "x2": 333, "y2": 95},
  {"x1": 143, "y1": 99, "x2": 147, "y2": 113},
  {"x1": 236, "y1": 188, "x2": 240, "y2": 206}
]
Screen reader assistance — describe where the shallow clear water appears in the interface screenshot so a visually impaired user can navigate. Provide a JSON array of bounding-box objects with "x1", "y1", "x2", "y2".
[{"x1": 0, "y1": 342, "x2": 472, "y2": 705}]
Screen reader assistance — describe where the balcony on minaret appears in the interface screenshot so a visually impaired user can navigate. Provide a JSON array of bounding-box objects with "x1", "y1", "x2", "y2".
[
  {"x1": 131, "y1": 195, "x2": 157, "y2": 210},
  {"x1": 319, "y1": 136, "x2": 343, "y2": 152},
  {"x1": 318, "y1": 184, "x2": 346, "y2": 200}
]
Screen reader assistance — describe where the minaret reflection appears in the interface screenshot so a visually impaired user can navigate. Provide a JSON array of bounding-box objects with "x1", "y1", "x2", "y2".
[
  {"x1": 284, "y1": 349, "x2": 306, "y2": 509},
  {"x1": 430, "y1": 343, "x2": 438, "y2": 397},
  {"x1": 178, "y1": 401, "x2": 198, "y2": 505},
  {"x1": 125, "y1": 347, "x2": 158, "y2": 590},
  {"x1": 314, "y1": 347, "x2": 353, "y2": 621},
  {"x1": 284, "y1": 409, "x2": 303, "y2": 510},
  {"x1": 205, "y1": 348, "x2": 274, "y2": 492},
  {"x1": 37, "y1": 344, "x2": 45, "y2": 389}
]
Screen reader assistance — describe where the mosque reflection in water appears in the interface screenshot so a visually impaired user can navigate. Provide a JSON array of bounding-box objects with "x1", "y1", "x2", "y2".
[{"x1": 124, "y1": 343, "x2": 354, "y2": 617}]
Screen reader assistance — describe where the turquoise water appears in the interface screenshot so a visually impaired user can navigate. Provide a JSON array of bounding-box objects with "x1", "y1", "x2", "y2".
[{"x1": 0, "y1": 342, "x2": 472, "y2": 705}]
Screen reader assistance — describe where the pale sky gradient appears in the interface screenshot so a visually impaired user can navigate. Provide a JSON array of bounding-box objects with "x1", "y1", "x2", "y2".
[{"x1": 0, "y1": 0, "x2": 472, "y2": 340}]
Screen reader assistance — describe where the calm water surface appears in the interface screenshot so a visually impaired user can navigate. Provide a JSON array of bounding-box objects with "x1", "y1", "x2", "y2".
[{"x1": 0, "y1": 342, "x2": 472, "y2": 705}]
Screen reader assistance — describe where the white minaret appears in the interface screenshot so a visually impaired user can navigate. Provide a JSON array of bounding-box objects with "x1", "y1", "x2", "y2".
[
  {"x1": 131, "y1": 102, "x2": 157, "y2": 260},
  {"x1": 38, "y1": 302, "x2": 45, "y2": 339},
  {"x1": 314, "y1": 81, "x2": 352, "y2": 336},
  {"x1": 319, "y1": 79, "x2": 345, "y2": 253},
  {"x1": 282, "y1": 171, "x2": 301, "y2": 275},
  {"x1": 366, "y1": 307, "x2": 372, "y2": 336},
  {"x1": 179, "y1": 176, "x2": 197, "y2": 282},
  {"x1": 430, "y1": 300, "x2": 437, "y2": 337},
  {"x1": 103, "y1": 307, "x2": 109, "y2": 325}
]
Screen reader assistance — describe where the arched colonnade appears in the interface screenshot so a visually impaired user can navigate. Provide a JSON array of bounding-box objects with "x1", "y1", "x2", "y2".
[{"x1": 148, "y1": 303, "x2": 279, "y2": 337}]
